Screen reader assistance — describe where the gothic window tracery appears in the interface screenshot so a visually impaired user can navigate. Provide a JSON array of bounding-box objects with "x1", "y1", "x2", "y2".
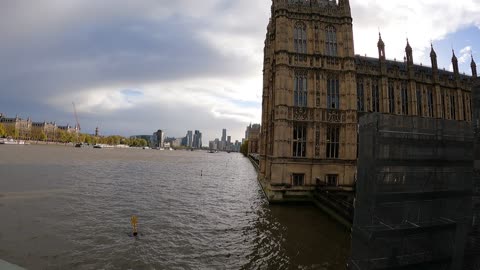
[
  {"x1": 357, "y1": 78, "x2": 365, "y2": 112},
  {"x1": 388, "y1": 81, "x2": 395, "y2": 114},
  {"x1": 293, "y1": 124, "x2": 307, "y2": 157},
  {"x1": 327, "y1": 75, "x2": 340, "y2": 109},
  {"x1": 294, "y1": 22, "x2": 307, "y2": 55},
  {"x1": 325, "y1": 26, "x2": 337, "y2": 56},
  {"x1": 294, "y1": 71, "x2": 308, "y2": 107},
  {"x1": 372, "y1": 79, "x2": 380, "y2": 112},
  {"x1": 416, "y1": 84, "x2": 423, "y2": 116},
  {"x1": 326, "y1": 125, "x2": 340, "y2": 159},
  {"x1": 427, "y1": 88, "x2": 434, "y2": 117}
]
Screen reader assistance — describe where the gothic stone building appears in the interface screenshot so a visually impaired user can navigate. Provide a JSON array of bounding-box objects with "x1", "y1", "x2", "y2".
[{"x1": 259, "y1": 0, "x2": 478, "y2": 201}]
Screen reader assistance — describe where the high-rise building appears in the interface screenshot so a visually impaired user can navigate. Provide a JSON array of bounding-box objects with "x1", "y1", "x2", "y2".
[
  {"x1": 152, "y1": 130, "x2": 165, "y2": 148},
  {"x1": 259, "y1": 0, "x2": 476, "y2": 201},
  {"x1": 192, "y1": 130, "x2": 202, "y2": 149},
  {"x1": 221, "y1": 129, "x2": 227, "y2": 143},
  {"x1": 186, "y1": 130, "x2": 193, "y2": 148},
  {"x1": 227, "y1": 136, "x2": 231, "y2": 145}
]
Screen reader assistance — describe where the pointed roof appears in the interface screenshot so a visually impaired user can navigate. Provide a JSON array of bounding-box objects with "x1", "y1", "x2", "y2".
[
  {"x1": 452, "y1": 49, "x2": 458, "y2": 62},
  {"x1": 377, "y1": 32, "x2": 385, "y2": 47},
  {"x1": 430, "y1": 43, "x2": 437, "y2": 58},
  {"x1": 405, "y1": 39, "x2": 412, "y2": 53},
  {"x1": 472, "y1": 55, "x2": 477, "y2": 68}
]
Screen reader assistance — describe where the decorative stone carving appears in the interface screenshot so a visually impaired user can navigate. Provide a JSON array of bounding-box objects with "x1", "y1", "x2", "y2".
[
  {"x1": 294, "y1": 108, "x2": 309, "y2": 120},
  {"x1": 315, "y1": 125, "x2": 320, "y2": 157},
  {"x1": 327, "y1": 110, "x2": 341, "y2": 123}
]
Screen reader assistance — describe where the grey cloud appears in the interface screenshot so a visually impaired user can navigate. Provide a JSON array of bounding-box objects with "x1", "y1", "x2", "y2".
[{"x1": 0, "y1": 0, "x2": 266, "y2": 141}]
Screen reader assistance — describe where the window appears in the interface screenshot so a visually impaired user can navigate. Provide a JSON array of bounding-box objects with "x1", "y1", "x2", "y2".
[
  {"x1": 388, "y1": 81, "x2": 395, "y2": 114},
  {"x1": 357, "y1": 79, "x2": 365, "y2": 112},
  {"x1": 293, "y1": 124, "x2": 306, "y2": 157},
  {"x1": 327, "y1": 77, "x2": 340, "y2": 109},
  {"x1": 463, "y1": 94, "x2": 467, "y2": 121},
  {"x1": 372, "y1": 79, "x2": 380, "y2": 112},
  {"x1": 294, "y1": 71, "x2": 308, "y2": 107},
  {"x1": 441, "y1": 91, "x2": 446, "y2": 118},
  {"x1": 316, "y1": 73, "x2": 321, "y2": 107},
  {"x1": 416, "y1": 85, "x2": 423, "y2": 116},
  {"x1": 327, "y1": 175, "x2": 338, "y2": 187},
  {"x1": 450, "y1": 94, "x2": 456, "y2": 120},
  {"x1": 325, "y1": 26, "x2": 337, "y2": 56},
  {"x1": 326, "y1": 125, "x2": 340, "y2": 159},
  {"x1": 427, "y1": 88, "x2": 434, "y2": 117},
  {"x1": 401, "y1": 82, "x2": 409, "y2": 115},
  {"x1": 292, "y1": 174, "x2": 305, "y2": 186},
  {"x1": 294, "y1": 23, "x2": 307, "y2": 54}
]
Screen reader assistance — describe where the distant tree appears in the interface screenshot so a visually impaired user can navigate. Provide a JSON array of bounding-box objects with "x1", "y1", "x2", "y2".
[
  {"x1": 139, "y1": 139, "x2": 148, "y2": 147},
  {"x1": 77, "y1": 133, "x2": 86, "y2": 144},
  {"x1": 5, "y1": 125, "x2": 17, "y2": 138},
  {"x1": 56, "y1": 130, "x2": 66, "y2": 142},
  {"x1": 40, "y1": 131, "x2": 47, "y2": 142},
  {"x1": 84, "y1": 134, "x2": 93, "y2": 144},
  {"x1": 0, "y1": 123, "x2": 6, "y2": 138},
  {"x1": 30, "y1": 128, "x2": 42, "y2": 141},
  {"x1": 240, "y1": 140, "x2": 249, "y2": 157}
]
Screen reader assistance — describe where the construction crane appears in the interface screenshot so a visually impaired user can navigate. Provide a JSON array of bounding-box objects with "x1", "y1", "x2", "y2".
[{"x1": 72, "y1": 102, "x2": 81, "y2": 132}]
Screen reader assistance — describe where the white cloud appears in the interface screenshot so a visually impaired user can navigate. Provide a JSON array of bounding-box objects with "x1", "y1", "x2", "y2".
[
  {"x1": 352, "y1": 0, "x2": 480, "y2": 65},
  {"x1": 459, "y1": 46, "x2": 473, "y2": 63},
  {"x1": 4, "y1": 0, "x2": 480, "y2": 140}
]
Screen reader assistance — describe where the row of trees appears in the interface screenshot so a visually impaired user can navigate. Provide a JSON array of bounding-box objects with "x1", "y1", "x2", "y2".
[
  {"x1": 0, "y1": 123, "x2": 148, "y2": 147},
  {"x1": 240, "y1": 140, "x2": 249, "y2": 156}
]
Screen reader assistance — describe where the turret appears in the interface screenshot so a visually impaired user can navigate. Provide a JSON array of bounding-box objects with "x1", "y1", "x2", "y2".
[
  {"x1": 338, "y1": 0, "x2": 351, "y2": 15},
  {"x1": 430, "y1": 44, "x2": 438, "y2": 70},
  {"x1": 452, "y1": 50, "x2": 459, "y2": 76},
  {"x1": 472, "y1": 55, "x2": 477, "y2": 78},
  {"x1": 377, "y1": 33, "x2": 385, "y2": 61},
  {"x1": 405, "y1": 39, "x2": 413, "y2": 66}
]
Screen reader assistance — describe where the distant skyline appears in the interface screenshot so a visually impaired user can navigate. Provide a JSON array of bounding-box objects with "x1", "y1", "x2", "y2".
[{"x1": 0, "y1": 0, "x2": 479, "y2": 142}]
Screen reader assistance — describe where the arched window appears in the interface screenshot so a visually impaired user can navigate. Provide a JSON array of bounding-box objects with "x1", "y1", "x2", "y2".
[
  {"x1": 294, "y1": 71, "x2": 308, "y2": 107},
  {"x1": 327, "y1": 75, "x2": 339, "y2": 109},
  {"x1": 325, "y1": 26, "x2": 337, "y2": 56},
  {"x1": 294, "y1": 23, "x2": 307, "y2": 54}
]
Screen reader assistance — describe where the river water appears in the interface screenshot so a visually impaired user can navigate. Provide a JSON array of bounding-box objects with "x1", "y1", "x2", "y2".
[{"x1": 0, "y1": 145, "x2": 349, "y2": 270}]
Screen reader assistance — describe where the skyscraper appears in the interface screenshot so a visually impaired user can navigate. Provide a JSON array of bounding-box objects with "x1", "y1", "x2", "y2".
[
  {"x1": 221, "y1": 129, "x2": 227, "y2": 143},
  {"x1": 193, "y1": 130, "x2": 202, "y2": 149},
  {"x1": 186, "y1": 130, "x2": 193, "y2": 148},
  {"x1": 153, "y1": 130, "x2": 164, "y2": 148}
]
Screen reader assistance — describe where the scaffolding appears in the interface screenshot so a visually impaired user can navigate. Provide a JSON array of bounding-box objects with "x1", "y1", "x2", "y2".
[
  {"x1": 466, "y1": 80, "x2": 480, "y2": 269},
  {"x1": 349, "y1": 114, "x2": 474, "y2": 270}
]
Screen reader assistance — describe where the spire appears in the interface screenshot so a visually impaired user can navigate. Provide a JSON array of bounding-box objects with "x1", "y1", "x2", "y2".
[
  {"x1": 430, "y1": 43, "x2": 436, "y2": 58},
  {"x1": 452, "y1": 49, "x2": 459, "y2": 75},
  {"x1": 405, "y1": 39, "x2": 413, "y2": 65},
  {"x1": 405, "y1": 39, "x2": 412, "y2": 52},
  {"x1": 377, "y1": 32, "x2": 385, "y2": 60},
  {"x1": 430, "y1": 43, "x2": 438, "y2": 70},
  {"x1": 472, "y1": 55, "x2": 477, "y2": 78}
]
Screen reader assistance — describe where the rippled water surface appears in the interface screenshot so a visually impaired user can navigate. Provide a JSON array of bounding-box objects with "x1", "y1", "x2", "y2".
[{"x1": 0, "y1": 145, "x2": 349, "y2": 269}]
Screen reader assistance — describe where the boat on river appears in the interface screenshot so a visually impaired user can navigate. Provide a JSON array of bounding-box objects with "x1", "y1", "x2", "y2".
[
  {"x1": 0, "y1": 138, "x2": 26, "y2": 145},
  {"x1": 93, "y1": 144, "x2": 114, "y2": 149}
]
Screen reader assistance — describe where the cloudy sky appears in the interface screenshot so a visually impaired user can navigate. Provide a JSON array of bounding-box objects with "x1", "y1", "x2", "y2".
[{"x1": 1, "y1": 0, "x2": 479, "y2": 143}]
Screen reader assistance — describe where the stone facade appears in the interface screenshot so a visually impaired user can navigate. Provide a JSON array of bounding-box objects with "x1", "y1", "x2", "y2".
[
  {"x1": 0, "y1": 115, "x2": 32, "y2": 139},
  {"x1": 469, "y1": 78, "x2": 480, "y2": 269},
  {"x1": 0, "y1": 114, "x2": 78, "y2": 140},
  {"x1": 246, "y1": 124, "x2": 261, "y2": 154},
  {"x1": 259, "y1": 0, "x2": 477, "y2": 201}
]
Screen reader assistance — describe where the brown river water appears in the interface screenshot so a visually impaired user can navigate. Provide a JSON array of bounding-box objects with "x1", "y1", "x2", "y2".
[{"x1": 0, "y1": 145, "x2": 349, "y2": 270}]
